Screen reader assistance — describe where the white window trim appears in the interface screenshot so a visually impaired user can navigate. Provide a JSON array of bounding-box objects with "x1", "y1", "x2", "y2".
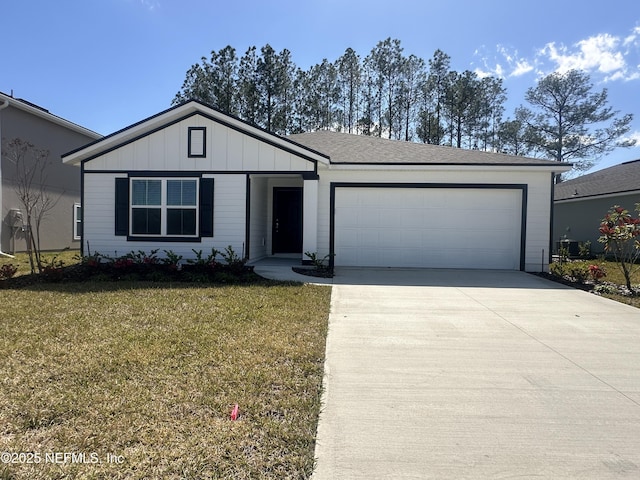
[
  {"x1": 73, "y1": 203, "x2": 82, "y2": 241},
  {"x1": 129, "y1": 178, "x2": 199, "y2": 238}
]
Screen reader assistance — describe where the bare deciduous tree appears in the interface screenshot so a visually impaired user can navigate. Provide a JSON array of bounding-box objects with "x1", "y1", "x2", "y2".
[{"x1": 3, "y1": 138, "x2": 61, "y2": 273}]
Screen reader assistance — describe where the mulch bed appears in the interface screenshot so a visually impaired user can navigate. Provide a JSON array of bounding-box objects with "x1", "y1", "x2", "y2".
[
  {"x1": 292, "y1": 266, "x2": 334, "y2": 278},
  {"x1": 531, "y1": 271, "x2": 639, "y2": 297},
  {"x1": 530, "y1": 272, "x2": 594, "y2": 292}
]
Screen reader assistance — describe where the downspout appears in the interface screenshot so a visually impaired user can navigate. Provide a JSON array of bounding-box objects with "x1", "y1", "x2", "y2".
[{"x1": 0, "y1": 97, "x2": 15, "y2": 258}]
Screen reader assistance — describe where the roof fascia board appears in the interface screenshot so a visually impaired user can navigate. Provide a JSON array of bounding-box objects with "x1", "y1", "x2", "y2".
[
  {"x1": 555, "y1": 189, "x2": 640, "y2": 203},
  {"x1": 327, "y1": 163, "x2": 573, "y2": 172}
]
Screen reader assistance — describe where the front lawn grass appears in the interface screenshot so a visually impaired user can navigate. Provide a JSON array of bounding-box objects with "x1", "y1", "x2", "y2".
[
  {"x1": 0, "y1": 280, "x2": 331, "y2": 479},
  {"x1": 0, "y1": 250, "x2": 80, "y2": 278},
  {"x1": 595, "y1": 260, "x2": 640, "y2": 308}
]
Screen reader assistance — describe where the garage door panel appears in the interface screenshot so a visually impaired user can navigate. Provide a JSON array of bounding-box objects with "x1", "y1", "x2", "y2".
[
  {"x1": 360, "y1": 230, "x2": 380, "y2": 247},
  {"x1": 334, "y1": 187, "x2": 521, "y2": 270},
  {"x1": 399, "y1": 233, "x2": 422, "y2": 248},
  {"x1": 379, "y1": 209, "x2": 403, "y2": 227}
]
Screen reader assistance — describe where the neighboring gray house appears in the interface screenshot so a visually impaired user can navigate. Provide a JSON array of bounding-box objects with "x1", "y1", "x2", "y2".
[
  {"x1": 62, "y1": 100, "x2": 570, "y2": 272},
  {"x1": 0, "y1": 91, "x2": 101, "y2": 254},
  {"x1": 554, "y1": 159, "x2": 640, "y2": 255}
]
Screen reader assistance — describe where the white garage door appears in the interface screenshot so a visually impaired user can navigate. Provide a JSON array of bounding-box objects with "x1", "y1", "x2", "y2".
[{"x1": 334, "y1": 187, "x2": 522, "y2": 270}]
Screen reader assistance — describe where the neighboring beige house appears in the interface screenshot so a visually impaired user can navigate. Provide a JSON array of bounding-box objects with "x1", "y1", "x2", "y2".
[
  {"x1": 0, "y1": 91, "x2": 101, "y2": 254},
  {"x1": 63, "y1": 100, "x2": 570, "y2": 272},
  {"x1": 554, "y1": 159, "x2": 640, "y2": 255}
]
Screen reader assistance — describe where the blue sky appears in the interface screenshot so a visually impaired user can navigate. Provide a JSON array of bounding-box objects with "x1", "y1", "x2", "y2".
[{"x1": 2, "y1": 0, "x2": 639, "y2": 173}]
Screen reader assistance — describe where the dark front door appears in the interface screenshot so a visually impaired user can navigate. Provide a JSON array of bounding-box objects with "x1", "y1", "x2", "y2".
[{"x1": 272, "y1": 187, "x2": 303, "y2": 254}]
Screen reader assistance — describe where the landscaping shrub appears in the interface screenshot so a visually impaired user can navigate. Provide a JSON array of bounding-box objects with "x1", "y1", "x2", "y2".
[
  {"x1": 73, "y1": 246, "x2": 253, "y2": 283},
  {"x1": 220, "y1": 245, "x2": 247, "y2": 275},
  {"x1": 40, "y1": 255, "x2": 65, "y2": 282},
  {"x1": 593, "y1": 283, "x2": 620, "y2": 295},
  {"x1": 549, "y1": 260, "x2": 591, "y2": 283},
  {"x1": 0, "y1": 263, "x2": 18, "y2": 280},
  {"x1": 579, "y1": 241, "x2": 592, "y2": 259},
  {"x1": 588, "y1": 264, "x2": 606, "y2": 282},
  {"x1": 598, "y1": 204, "x2": 640, "y2": 292}
]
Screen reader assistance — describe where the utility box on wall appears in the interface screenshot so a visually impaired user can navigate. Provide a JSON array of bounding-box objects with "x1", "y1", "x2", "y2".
[{"x1": 8, "y1": 208, "x2": 23, "y2": 227}]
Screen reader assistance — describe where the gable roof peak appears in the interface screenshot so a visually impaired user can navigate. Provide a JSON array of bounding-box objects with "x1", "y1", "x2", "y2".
[{"x1": 62, "y1": 99, "x2": 329, "y2": 165}]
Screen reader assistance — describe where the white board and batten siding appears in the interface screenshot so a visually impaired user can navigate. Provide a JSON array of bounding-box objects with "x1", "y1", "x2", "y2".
[
  {"x1": 81, "y1": 112, "x2": 319, "y2": 260},
  {"x1": 82, "y1": 172, "x2": 247, "y2": 259},
  {"x1": 83, "y1": 115, "x2": 315, "y2": 173}
]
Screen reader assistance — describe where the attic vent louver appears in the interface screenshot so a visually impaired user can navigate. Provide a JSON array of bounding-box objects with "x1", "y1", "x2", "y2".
[{"x1": 188, "y1": 127, "x2": 206, "y2": 158}]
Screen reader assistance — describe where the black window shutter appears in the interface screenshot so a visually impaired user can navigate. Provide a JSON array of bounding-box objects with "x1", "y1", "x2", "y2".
[
  {"x1": 115, "y1": 178, "x2": 129, "y2": 236},
  {"x1": 200, "y1": 178, "x2": 214, "y2": 237}
]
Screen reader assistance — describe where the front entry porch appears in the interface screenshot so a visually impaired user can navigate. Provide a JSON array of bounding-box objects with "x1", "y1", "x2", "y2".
[{"x1": 247, "y1": 174, "x2": 318, "y2": 263}]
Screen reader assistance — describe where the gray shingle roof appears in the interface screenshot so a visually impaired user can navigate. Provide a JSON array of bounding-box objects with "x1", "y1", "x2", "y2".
[
  {"x1": 554, "y1": 159, "x2": 640, "y2": 201},
  {"x1": 287, "y1": 130, "x2": 563, "y2": 166}
]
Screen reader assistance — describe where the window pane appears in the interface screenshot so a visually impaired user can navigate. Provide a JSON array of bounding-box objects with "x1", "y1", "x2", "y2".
[
  {"x1": 132, "y1": 208, "x2": 161, "y2": 234},
  {"x1": 182, "y1": 180, "x2": 196, "y2": 205},
  {"x1": 182, "y1": 209, "x2": 196, "y2": 235},
  {"x1": 132, "y1": 180, "x2": 146, "y2": 205},
  {"x1": 167, "y1": 180, "x2": 197, "y2": 206},
  {"x1": 147, "y1": 180, "x2": 161, "y2": 205},
  {"x1": 167, "y1": 180, "x2": 181, "y2": 205},
  {"x1": 167, "y1": 209, "x2": 196, "y2": 235},
  {"x1": 131, "y1": 209, "x2": 146, "y2": 234},
  {"x1": 132, "y1": 180, "x2": 161, "y2": 206},
  {"x1": 74, "y1": 205, "x2": 82, "y2": 240}
]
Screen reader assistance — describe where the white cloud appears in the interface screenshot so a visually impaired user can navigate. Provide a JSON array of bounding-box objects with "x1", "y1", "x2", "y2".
[
  {"x1": 139, "y1": 0, "x2": 160, "y2": 11},
  {"x1": 474, "y1": 26, "x2": 640, "y2": 82},
  {"x1": 498, "y1": 46, "x2": 535, "y2": 77},
  {"x1": 623, "y1": 26, "x2": 640, "y2": 47},
  {"x1": 472, "y1": 45, "x2": 535, "y2": 79},
  {"x1": 473, "y1": 67, "x2": 493, "y2": 79},
  {"x1": 624, "y1": 130, "x2": 640, "y2": 147},
  {"x1": 124, "y1": 0, "x2": 160, "y2": 11},
  {"x1": 511, "y1": 59, "x2": 534, "y2": 77},
  {"x1": 537, "y1": 32, "x2": 639, "y2": 82}
]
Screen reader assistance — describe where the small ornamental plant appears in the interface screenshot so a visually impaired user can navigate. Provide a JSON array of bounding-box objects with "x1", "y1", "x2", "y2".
[
  {"x1": 113, "y1": 257, "x2": 135, "y2": 269},
  {"x1": 41, "y1": 255, "x2": 65, "y2": 282},
  {"x1": 598, "y1": 204, "x2": 640, "y2": 293},
  {"x1": 162, "y1": 250, "x2": 183, "y2": 272},
  {"x1": 0, "y1": 263, "x2": 18, "y2": 280},
  {"x1": 587, "y1": 264, "x2": 606, "y2": 283}
]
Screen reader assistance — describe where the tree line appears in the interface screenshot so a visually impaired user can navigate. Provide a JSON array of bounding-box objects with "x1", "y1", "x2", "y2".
[{"x1": 173, "y1": 38, "x2": 634, "y2": 173}]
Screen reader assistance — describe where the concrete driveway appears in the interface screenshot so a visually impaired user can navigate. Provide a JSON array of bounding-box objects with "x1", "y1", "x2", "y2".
[{"x1": 312, "y1": 268, "x2": 640, "y2": 479}]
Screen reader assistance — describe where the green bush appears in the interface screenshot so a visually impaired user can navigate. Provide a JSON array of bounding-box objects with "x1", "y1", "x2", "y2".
[
  {"x1": 220, "y1": 245, "x2": 246, "y2": 275},
  {"x1": 579, "y1": 241, "x2": 592, "y2": 259},
  {"x1": 550, "y1": 260, "x2": 590, "y2": 283},
  {"x1": 593, "y1": 283, "x2": 620, "y2": 295},
  {"x1": 304, "y1": 251, "x2": 333, "y2": 271}
]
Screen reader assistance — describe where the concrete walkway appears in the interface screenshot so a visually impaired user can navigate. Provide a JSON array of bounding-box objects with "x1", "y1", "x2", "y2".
[
  {"x1": 308, "y1": 268, "x2": 640, "y2": 479},
  {"x1": 250, "y1": 256, "x2": 333, "y2": 284}
]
